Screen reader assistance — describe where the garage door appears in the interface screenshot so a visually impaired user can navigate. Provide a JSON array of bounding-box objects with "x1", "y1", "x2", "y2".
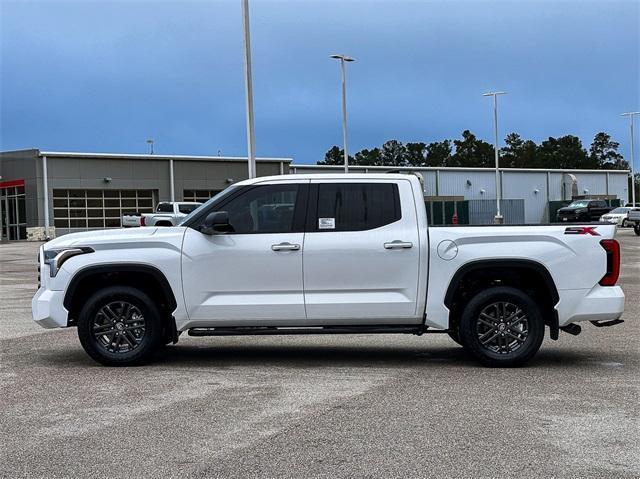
[{"x1": 53, "y1": 189, "x2": 155, "y2": 231}]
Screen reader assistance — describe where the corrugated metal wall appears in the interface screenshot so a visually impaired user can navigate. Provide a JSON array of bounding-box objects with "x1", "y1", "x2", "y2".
[
  {"x1": 437, "y1": 170, "x2": 497, "y2": 199},
  {"x1": 502, "y1": 171, "x2": 548, "y2": 223},
  {"x1": 572, "y1": 172, "x2": 607, "y2": 196},
  {"x1": 468, "y1": 199, "x2": 525, "y2": 224}
]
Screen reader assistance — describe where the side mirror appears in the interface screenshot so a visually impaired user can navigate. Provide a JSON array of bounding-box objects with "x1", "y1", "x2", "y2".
[{"x1": 200, "y1": 211, "x2": 234, "y2": 235}]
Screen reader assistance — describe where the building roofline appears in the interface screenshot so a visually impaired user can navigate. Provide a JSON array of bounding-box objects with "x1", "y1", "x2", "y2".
[
  {"x1": 289, "y1": 164, "x2": 631, "y2": 174},
  {"x1": 36, "y1": 150, "x2": 292, "y2": 163}
]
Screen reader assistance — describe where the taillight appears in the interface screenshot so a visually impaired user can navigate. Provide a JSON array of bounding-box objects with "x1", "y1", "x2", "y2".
[
  {"x1": 599, "y1": 239, "x2": 620, "y2": 286},
  {"x1": 140, "y1": 216, "x2": 146, "y2": 226}
]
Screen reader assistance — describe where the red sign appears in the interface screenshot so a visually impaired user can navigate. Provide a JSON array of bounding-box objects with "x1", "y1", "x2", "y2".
[{"x1": 0, "y1": 179, "x2": 25, "y2": 189}]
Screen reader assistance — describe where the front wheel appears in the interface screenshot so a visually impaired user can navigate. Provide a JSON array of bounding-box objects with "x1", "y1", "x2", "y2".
[
  {"x1": 77, "y1": 286, "x2": 164, "y2": 366},
  {"x1": 458, "y1": 286, "x2": 545, "y2": 367},
  {"x1": 635, "y1": 224, "x2": 640, "y2": 236}
]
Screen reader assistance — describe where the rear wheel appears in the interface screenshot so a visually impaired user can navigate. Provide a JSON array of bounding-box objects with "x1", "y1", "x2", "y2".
[
  {"x1": 447, "y1": 329, "x2": 463, "y2": 346},
  {"x1": 77, "y1": 286, "x2": 163, "y2": 366},
  {"x1": 635, "y1": 224, "x2": 640, "y2": 236},
  {"x1": 458, "y1": 286, "x2": 544, "y2": 367}
]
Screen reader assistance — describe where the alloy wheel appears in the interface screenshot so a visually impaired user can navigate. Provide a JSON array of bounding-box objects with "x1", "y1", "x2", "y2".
[
  {"x1": 92, "y1": 301, "x2": 146, "y2": 353},
  {"x1": 476, "y1": 301, "x2": 529, "y2": 354}
]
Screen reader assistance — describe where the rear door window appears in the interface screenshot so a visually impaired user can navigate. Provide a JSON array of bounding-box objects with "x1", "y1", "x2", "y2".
[
  {"x1": 314, "y1": 183, "x2": 401, "y2": 232},
  {"x1": 178, "y1": 204, "x2": 199, "y2": 214}
]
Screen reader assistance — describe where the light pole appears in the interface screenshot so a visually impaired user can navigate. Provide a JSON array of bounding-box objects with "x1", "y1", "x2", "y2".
[
  {"x1": 146, "y1": 139, "x2": 154, "y2": 155},
  {"x1": 621, "y1": 111, "x2": 639, "y2": 206},
  {"x1": 242, "y1": 0, "x2": 256, "y2": 179},
  {"x1": 483, "y1": 91, "x2": 507, "y2": 224},
  {"x1": 330, "y1": 54, "x2": 355, "y2": 173}
]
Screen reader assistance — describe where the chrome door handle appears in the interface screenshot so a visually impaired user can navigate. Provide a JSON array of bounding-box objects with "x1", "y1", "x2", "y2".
[
  {"x1": 271, "y1": 242, "x2": 301, "y2": 251},
  {"x1": 384, "y1": 240, "x2": 413, "y2": 249}
]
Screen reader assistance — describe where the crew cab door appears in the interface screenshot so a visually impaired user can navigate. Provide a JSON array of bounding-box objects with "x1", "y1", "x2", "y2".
[
  {"x1": 302, "y1": 179, "x2": 421, "y2": 324},
  {"x1": 181, "y1": 181, "x2": 308, "y2": 324},
  {"x1": 590, "y1": 200, "x2": 609, "y2": 219}
]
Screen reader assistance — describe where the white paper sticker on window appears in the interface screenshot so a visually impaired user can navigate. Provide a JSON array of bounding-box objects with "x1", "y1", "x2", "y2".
[{"x1": 318, "y1": 217, "x2": 336, "y2": 230}]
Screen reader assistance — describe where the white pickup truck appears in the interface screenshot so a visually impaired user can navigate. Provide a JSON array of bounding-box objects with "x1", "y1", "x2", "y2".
[
  {"x1": 122, "y1": 201, "x2": 201, "y2": 227},
  {"x1": 32, "y1": 174, "x2": 625, "y2": 367}
]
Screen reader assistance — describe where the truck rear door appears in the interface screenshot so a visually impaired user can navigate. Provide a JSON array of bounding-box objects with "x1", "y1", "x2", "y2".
[{"x1": 302, "y1": 179, "x2": 421, "y2": 324}]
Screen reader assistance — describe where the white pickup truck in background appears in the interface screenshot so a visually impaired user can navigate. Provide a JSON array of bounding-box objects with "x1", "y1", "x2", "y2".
[
  {"x1": 122, "y1": 201, "x2": 201, "y2": 227},
  {"x1": 33, "y1": 174, "x2": 625, "y2": 367}
]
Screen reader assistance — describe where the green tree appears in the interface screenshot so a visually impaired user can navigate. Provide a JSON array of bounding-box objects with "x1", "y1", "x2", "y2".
[
  {"x1": 451, "y1": 130, "x2": 494, "y2": 167},
  {"x1": 318, "y1": 145, "x2": 353, "y2": 165},
  {"x1": 536, "y1": 135, "x2": 589, "y2": 169},
  {"x1": 353, "y1": 147, "x2": 382, "y2": 166},
  {"x1": 380, "y1": 140, "x2": 408, "y2": 166},
  {"x1": 589, "y1": 132, "x2": 628, "y2": 170},
  {"x1": 501, "y1": 133, "x2": 538, "y2": 168},
  {"x1": 405, "y1": 142, "x2": 427, "y2": 166},
  {"x1": 425, "y1": 140, "x2": 453, "y2": 167}
]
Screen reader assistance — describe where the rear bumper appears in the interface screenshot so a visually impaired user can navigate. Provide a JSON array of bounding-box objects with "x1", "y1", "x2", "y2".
[
  {"x1": 32, "y1": 287, "x2": 68, "y2": 328},
  {"x1": 556, "y1": 285, "x2": 625, "y2": 327}
]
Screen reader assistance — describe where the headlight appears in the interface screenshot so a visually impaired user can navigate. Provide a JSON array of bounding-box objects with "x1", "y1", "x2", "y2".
[{"x1": 43, "y1": 247, "x2": 94, "y2": 277}]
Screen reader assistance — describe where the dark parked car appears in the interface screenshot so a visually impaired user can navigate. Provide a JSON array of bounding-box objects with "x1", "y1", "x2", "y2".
[{"x1": 556, "y1": 200, "x2": 612, "y2": 222}]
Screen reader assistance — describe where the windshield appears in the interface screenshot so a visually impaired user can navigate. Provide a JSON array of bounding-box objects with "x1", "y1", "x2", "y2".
[
  {"x1": 609, "y1": 207, "x2": 630, "y2": 214},
  {"x1": 567, "y1": 201, "x2": 589, "y2": 208},
  {"x1": 179, "y1": 186, "x2": 238, "y2": 225}
]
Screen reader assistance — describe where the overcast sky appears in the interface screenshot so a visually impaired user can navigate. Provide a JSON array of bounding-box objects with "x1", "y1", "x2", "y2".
[{"x1": 1, "y1": 0, "x2": 638, "y2": 165}]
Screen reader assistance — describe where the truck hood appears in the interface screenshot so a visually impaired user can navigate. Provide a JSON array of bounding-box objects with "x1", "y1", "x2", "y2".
[{"x1": 44, "y1": 227, "x2": 162, "y2": 250}]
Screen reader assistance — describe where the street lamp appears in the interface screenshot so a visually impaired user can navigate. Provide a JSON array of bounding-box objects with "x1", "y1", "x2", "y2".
[
  {"x1": 330, "y1": 54, "x2": 355, "y2": 173},
  {"x1": 621, "y1": 111, "x2": 640, "y2": 206},
  {"x1": 242, "y1": 0, "x2": 256, "y2": 179},
  {"x1": 483, "y1": 91, "x2": 507, "y2": 224},
  {"x1": 146, "y1": 139, "x2": 154, "y2": 155}
]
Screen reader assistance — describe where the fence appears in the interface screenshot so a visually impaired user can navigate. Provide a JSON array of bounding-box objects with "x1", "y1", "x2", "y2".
[{"x1": 468, "y1": 199, "x2": 525, "y2": 225}]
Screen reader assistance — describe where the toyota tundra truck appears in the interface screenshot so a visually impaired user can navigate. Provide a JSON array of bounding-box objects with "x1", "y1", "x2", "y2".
[{"x1": 32, "y1": 174, "x2": 625, "y2": 367}]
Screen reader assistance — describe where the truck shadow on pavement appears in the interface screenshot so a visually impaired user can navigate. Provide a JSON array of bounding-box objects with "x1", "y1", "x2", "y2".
[{"x1": 34, "y1": 342, "x2": 617, "y2": 370}]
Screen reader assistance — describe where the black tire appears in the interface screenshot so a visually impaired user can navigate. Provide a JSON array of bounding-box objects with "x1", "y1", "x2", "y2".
[
  {"x1": 447, "y1": 329, "x2": 463, "y2": 346},
  {"x1": 77, "y1": 286, "x2": 164, "y2": 366},
  {"x1": 621, "y1": 219, "x2": 628, "y2": 228},
  {"x1": 458, "y1": 286, "x2": 544, "y2": 367},
  {"x1": 635, "y1": 224, "x2": 640, "y2": 236}
]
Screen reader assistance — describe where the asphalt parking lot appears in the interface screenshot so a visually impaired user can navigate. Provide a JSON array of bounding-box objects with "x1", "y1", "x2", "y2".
[{"x1": 1, "y1": 230, "x2": 638, "y2": 479}]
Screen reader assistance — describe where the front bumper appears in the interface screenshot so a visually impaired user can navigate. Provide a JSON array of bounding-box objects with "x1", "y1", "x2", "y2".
[
  {"x1": 556, "y1": 285, "x2": 625, "y2": 327},
  {"x1": 32, "y1": 287, "x2": 68, "y2": 328}
]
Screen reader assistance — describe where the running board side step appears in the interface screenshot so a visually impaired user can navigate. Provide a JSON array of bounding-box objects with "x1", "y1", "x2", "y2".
[
  {"x1": 187, "y1": 325, "x2": 442, "y2": 337},
  {"x1": 590, "y1": 319, "x2": 624, "y2": 328},
  {"x1": 560, "y1": 323, "x2": 582, "y2": 336}
]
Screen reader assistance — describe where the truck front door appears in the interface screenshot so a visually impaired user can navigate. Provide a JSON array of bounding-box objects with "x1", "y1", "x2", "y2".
[{"x1": 181, "y1": 181, "x2": 308, "y2": 324}]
